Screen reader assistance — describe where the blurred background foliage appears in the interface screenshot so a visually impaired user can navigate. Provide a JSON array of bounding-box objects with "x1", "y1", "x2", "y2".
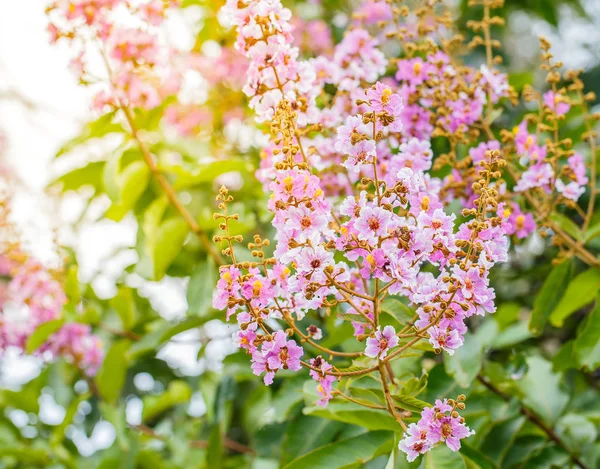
[{"x1": 1, "y1": 0, "x2": 600, "y2": 468}]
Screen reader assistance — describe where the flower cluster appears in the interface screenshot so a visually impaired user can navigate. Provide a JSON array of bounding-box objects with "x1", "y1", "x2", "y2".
[
  {"x1": 0, "y1": 172, "x2": 103, "y2": 375},
  {"x1": 399, "y1": 396, "x2": 474, "y2": 461},
  {"x1": 212, "y1": 0, "x2": 516, "y2": 462}
]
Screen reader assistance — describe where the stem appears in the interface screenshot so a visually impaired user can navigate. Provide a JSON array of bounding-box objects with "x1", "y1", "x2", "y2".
[
  {"x1": 477, "y1": 375, "x2": 589, "y2": 469},
  {"x1": 97, "y1": 44, "x2": 224, "y2": 266}
]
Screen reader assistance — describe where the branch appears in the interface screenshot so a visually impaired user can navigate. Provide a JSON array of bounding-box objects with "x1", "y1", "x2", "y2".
[{"x1": 119, "y1": 104, "x2": 224, "y2": 266}]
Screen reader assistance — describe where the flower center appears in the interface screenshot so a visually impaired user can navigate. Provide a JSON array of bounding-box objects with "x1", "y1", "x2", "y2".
[
  {"x1": 300, "y1": 216, "x2": 312, "y2": 229},
  {"x1": 381, "y1": 87, "x2": 392, "y2": 104},
  {"x1": 368, "y1": 217, "x2": 380, "y2": 231}
]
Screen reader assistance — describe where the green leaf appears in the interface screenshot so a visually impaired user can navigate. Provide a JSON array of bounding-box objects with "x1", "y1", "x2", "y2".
[
  {"x1": 494, "y1": 302, "x2": 521, "y2": 328},
  {"x1": 584, "y1": 221, "x2": 600, "y2": 243},
  {"x1": 152, "y1": 218, "x2": 189, "y2": 279},
  {"x1": 459, "y1": 443, "x2": 499, "y2": 469},
  {"x1": 142, "y1": 380, "x2": 192, "y2": 423},
  {"x1": 304, "y1": 402, "x2": 399, "y2": 431},
  {"x1": 282, "y1": 430, "x2": 393, "y2": 469},
  {"x1": 491, "y1": 322, "x2": 532, "y2": 349},
  {"x1": 550, "y1": 213, "x2": 582, "y2": 242},
  {"x1": 55, "y1": 112, "x2": 124, "y2": 158},
  {"x1": 423, "y1": 444, "x2": 467, "y2": 469},
  {"x1": 280, "y1": 416, "x2": 343, "y2": 466},
  {"x1": 187, "y1": 259, "x2": 216, "y2": 316},
  {"x1": 480, "y1": 415, "x2": 526, "y2": 464},
  {"x1": 105, "y1": 160, "x2": 151, "y2": 221},
  {"x1": 517, "y1": 356, "x2": 568, "y2": 425},
  {"x1": 528, "y1": 260, "x2": 572, "y2": 335},
  {"x1": 552, "y1": 340, "x2": 576, "y2": 372},
  {"x1": 64, "y1": 265, "x2": 80, "y2": 305},
  {"x1": 556, "y1": 414, "x2": 597, "y2": 452},
  {"x1": 445, "y1": 320, "x2": 498, "y2": 387},
  {"x1": 95, "y1": 340, "x2": 131, "y2": 404},
  {"x1": 167, "y1": 159, "x2": 250, "y2": 189},
  {"x1": 109, "y1": 287, "x2": 138, "y2": 331},
  {"x1": 573, "y1": 295, "x2": 600, "y2": 371},
  {"x1": 142, "y1": 198, "x2": 190, "y2": 280},
  {"x1": 391, "y1": 394, "x2": 430, "y2": 413},
  {"x1": 381, "y1": 297, "x2": 415, "y2": 323},
  {"x1": 53, "y1": 161, "x2": 106, "y2": 193},
  {"x1": 25, "y1": 318, "x2": 65, "y2": 354},
  {"x1": 103, "y1": 146, "x2": 127, "y2": 202},
  {"x1": 549, "y1": 269, "x2": 600, "y2": 327}
]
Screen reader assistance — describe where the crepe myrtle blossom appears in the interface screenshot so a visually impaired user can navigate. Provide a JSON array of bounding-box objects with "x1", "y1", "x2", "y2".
[
  {"x1": 251, "y1": 330, "x2": 303, "y2": 385},
  {"x1": 399, "y1": 396, "x2": 474, "y2": 461},
  {"x1": 543, "y1": 90, "x2": 570, "y2": 116},
  {"x1": 506, "y1": 206, "x2": 536, "y2": 239},
  {"x1": 556, "y1": 179, "x2": 585, "y2": 201},
  {"x1": 213, "y1": 0, "x2": 523, "y2": 462},
  {"x1": 365, "y1": 325, "x2": 399, "y2": 359},
  {"x1": 309, "y1": 356, "x2": 336, "y2": 407}
]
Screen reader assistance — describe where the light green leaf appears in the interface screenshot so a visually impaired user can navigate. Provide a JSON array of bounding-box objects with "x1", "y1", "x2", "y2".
[
  {"x1": 282, "y1": 430, "x2": 393, "y2": 469},
  {"x1": 53, "y1": 161, "x2": 106, "y2": 193},
  {"x1": 550, "y1": 213, "x2": 583, "y2": 242},
  {"x1": 445, "y1": 320, "x2": 498, "y2": 387},
  {"x1": 423, "y1": 444, "x2": 467, "y2": 469},
  {"x1": 381, "y1": 297, "x2": 415, "y2": 323},
  {"x1": 517, "y1": 356, "x2": 568, "y2": 425},
  {"x1": 584, "y1": 221, "x2": 600, "y2": 243},
  {"x1": 528, "y1": 260, "x2": 572, "y2": 335},
  {"x1": 105, "y1": 160, "x2": 151, "y2": 221},
  {"x1": 109, "y1": 287, "x2": 138, "y2": 331},
  {"x1": 55, "y1": 112, "x2": 124, "y2": 158},
  {"x1": 152, "y1": 218, "x2": 189, "y2": 279},
  {"x1": 491, "y1": 322, "x2": 532, "y2": 349},
  {"x1": 556, "y1": 414, "x2": 597, "y2": 452},
  {"x1": 573, "y1": 295, "x2": 600, "y2": 371},
  {"x1": 95, "y1": 340, "x2": 130, "y2": 404},
  {"x1": 26, "y1": 318, "x2": 65, "y2": 354},
  {"x1": 304, "y1": 403, "x2": 399, "y2": 431},
  {"x1": 392, "y1": 394, "x2": 431, "y2": 413},
  {"x1": 142, "y1": 380, "x2": 192, "y2": 423},
  {"x1": 187, "y1": 259, "x2": 216, "y2": 316},
  {"x1": 549, "y1": 269, "x2": 600, "y2": 327}
]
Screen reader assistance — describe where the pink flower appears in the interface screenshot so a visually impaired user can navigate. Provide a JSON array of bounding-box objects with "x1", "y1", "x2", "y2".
[
  {"x1": 366, "y1": 81, "x2": 403, "y2": 117},
  {"x1": 398, "y1": 423, "x2": 433, "y2": 462},
  {"x1": 543, "y1": 90, "x2": 570, "y2": 116},
  {"x1": 354, "y1": 205, "x2": 394, "y2": 243},
  {"x1": 556, "y1": 180, "x2": 585, "y2": 201},
  {"x1": 514, "y1": 163, "x2": 554, "y2": 192},
  {"x1": 365, "y1": 325, "x2": 399, "y2": 359},
  {"x1": 469, "y1": 140, "x2": 500, "y2": 165},
  {"x1": 428, "y1": 326, "x2": 463, "y2": 355},
  {"x1": 399, "y1": 398, "x2": 474, "y2": 461},
  {"x1": 396, "y1": 58, "x2": 432, "y2": 86},
  {"x1": 507, "y1": 208, "x2": 536, "y2": 239}
]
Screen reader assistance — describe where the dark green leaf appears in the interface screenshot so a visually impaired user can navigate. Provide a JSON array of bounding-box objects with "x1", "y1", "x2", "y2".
[
  {"x1": 282, "y1": 430, "x2": 393, "y2": 469},
  {"x1": 529, "y1": 260, "x2": 572, "y2": 335},
  {"x1": 550, "y1": 268, "x2": 600, "y2": 327},
  {"x1": 573, "y1": 295, "x2": 600, "y2": 370}
]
